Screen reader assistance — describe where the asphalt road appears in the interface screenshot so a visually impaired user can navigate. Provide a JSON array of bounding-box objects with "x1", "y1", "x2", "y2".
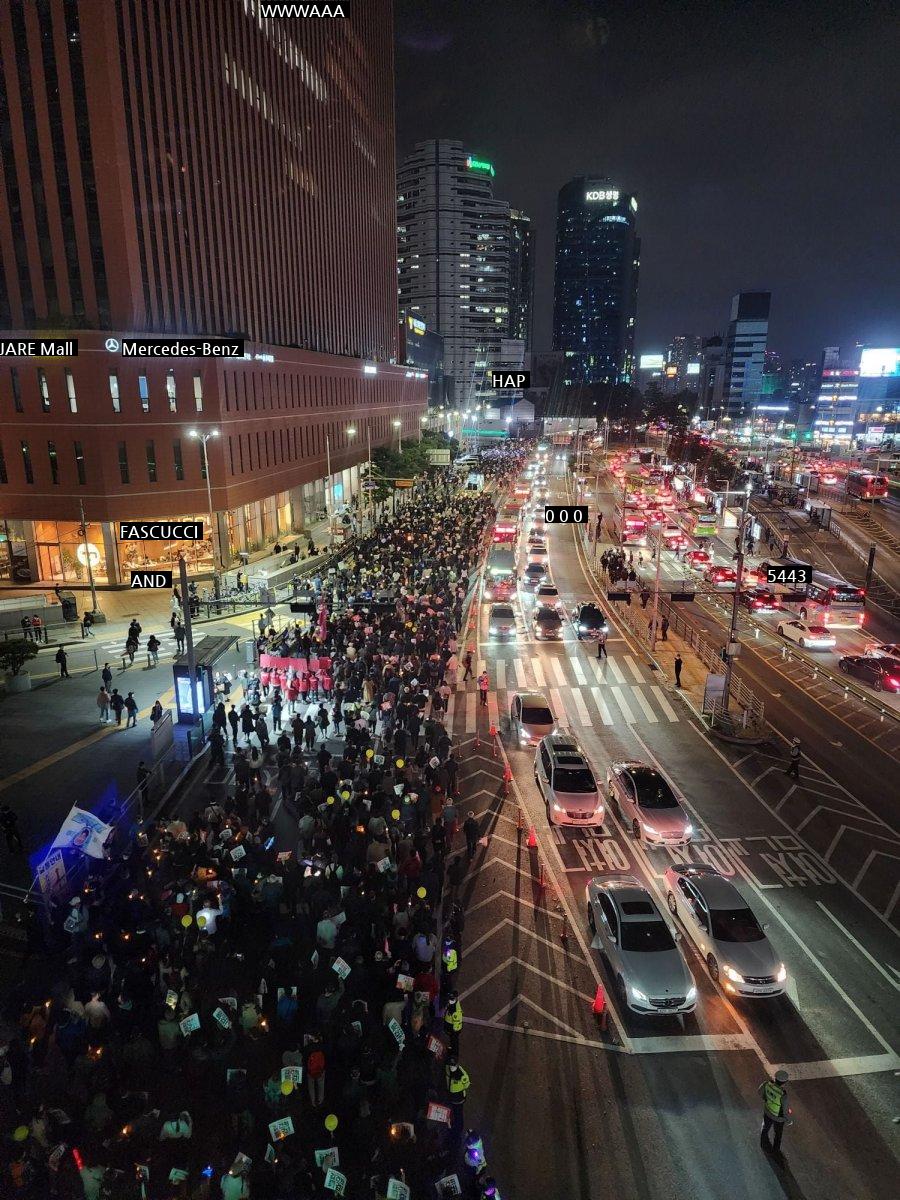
[{"x1": 443, "y1": 462, "x2": 899, "y2": 1198}]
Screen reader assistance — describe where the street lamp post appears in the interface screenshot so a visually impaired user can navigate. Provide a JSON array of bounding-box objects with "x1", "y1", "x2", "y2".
[
  {"x1": 649, "y1": 521, "x2": 663, "y2": 651},
  {"x1": 325, "y1": 433, "x2": 334, "y2": 548},
  {"x1": 393, "y1": 418, "x2": 402, "y2": 454},
  {"x1": 721, "y1": 484, "x2": 753, "y2": 714},
  {"x1": 187, "y1": 428, "x2": 221, "y2": 597}
]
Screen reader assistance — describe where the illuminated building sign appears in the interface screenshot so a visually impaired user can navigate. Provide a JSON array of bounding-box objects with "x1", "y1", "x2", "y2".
[
  {"x1": 406, "y1": 316, "x2": 427, "y2": 335},
  {"x1": 686, "y1": 362, "x2": 701, "y2": 376},
  {"x1": 859, "y1": 348, "x2": 900, "y2": 378},
  {"x1": 639, "y1": 354, "x2": 665, "y2": 370},
  {"x1": 586, "y1": 189, "x2": 619, "y2": 201},
  {"x1": 466, "y1": 156, "x2": 495, "y2": 176}
]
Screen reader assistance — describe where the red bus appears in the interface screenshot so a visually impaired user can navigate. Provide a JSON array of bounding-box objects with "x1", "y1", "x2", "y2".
[
  {"x1": 492, "y1": 504, "x2": 521, "y2": 544},
  {"x1": 846, "y1": 470, "x2": 888, "y2": 501},
  {"x1": 613, "y1": 505, "x2": 648, "y2": 546}
]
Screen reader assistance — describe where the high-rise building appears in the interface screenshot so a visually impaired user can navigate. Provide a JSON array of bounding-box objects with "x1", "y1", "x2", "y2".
[
  {"x1": 857, "y1": 349, "x2": 900, "y2": 449},
  {"x1": 813, "y1": 346, "x2": 862, "y2": 445},
  {"x1": 666, "y1": 336, "x2": 703, "y2": 390},
  {"x1": 0, "y1": 0, "x2": 423, "y2": 587},
  {"x1": 698, "y1": 336, "x2": 725, "y2": 420},
  {"x1": 552, "y1": 178, "x2": 640, "y2": 387},
  {"x1": 397, "y1": 140, "x2": 511, "y2": 409},
  {"x1": 508, "y1": 210, "x2": 535, "y2": 350},
  {"x1": 721, "y1": 292, "x2": 770, "y2": 419}
]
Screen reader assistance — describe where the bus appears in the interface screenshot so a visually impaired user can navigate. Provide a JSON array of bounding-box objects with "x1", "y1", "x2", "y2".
[
  {"x1": 492, "y1": 506, "x2": 520, "y2": 544},
  {"x1": 513, "y1": 477, "x2": 532, "y2": 502},
  {"x1": 483, "y1": 546, "x2": 517, "y2": 601},
  {"x1": 674, "y1": 505, "x2": 719, "y2": 540},
  {"x1": 783, "y1": 569, "x2": 867, "y2": 628},
  {"x1": 846, "y1": 470, "x2": 888, "y2": 501},
  {"x1": 612, "y1": 504, "x2": 648, "y2": 546}
]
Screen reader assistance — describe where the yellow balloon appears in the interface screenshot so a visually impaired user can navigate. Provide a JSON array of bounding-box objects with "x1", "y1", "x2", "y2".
[
  {"x1": 340, "y1": 790, "x2": 350, "y2": 801},
  {"x1": 416, "y1": 887, "x2": 427, "y2": 900},
  {"x1": 326, "y1": 795, "x2": 335, "y2": 805},
  {"x1": 196, "y1": 914, "x2": 207, "y2": 928},
  {"x1": 324, "y1": 1113, "x2": 338, "y2": 1133},
  {"x1": 181, "y1": 914, "x2": 193, "y2": 928},
  {"x1": 281, "y1": 1080, "x2": 294, "y2": 1096},
  {"x1": 365, "y1": 748, "x2": 374, "y2": 759},
  {"x1": 395, "y1": 758, "x2": 405, "y2": 769},
  {"x1": 13, "y1": 1125, "x2": 28, "y2": 1142},
  {"x1": 391, "y1": 808, "x2": 401, "y2": 821}
]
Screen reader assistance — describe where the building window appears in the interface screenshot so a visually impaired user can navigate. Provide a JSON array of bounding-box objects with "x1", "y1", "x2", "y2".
[
  {"x1": 0, "y1": 440, "x2": 6, "y2": 484},
  {"x1": 193, "y1": 373, "x2": 203, "y2": 412},
  {"x1": 11, "y1": 368, "x2": 23, "y2": 412},
  {"x1": 139, "y1": 374, "x2": 149, "y2": 413},
  {"x1": 74, "y1": 442, "x2": 86, "y2": 485},
  {"x1": 38, "y1": 369, "x2": 50, "y2": 411},
  {"x1": 166, "y1": 369, "x2": 177, "y2": 413},
  {"x1": 109, "y1": 373, "x2": 120, "y2": 412},
  {"x1": 118, "y1": 441, "x2": 130, "y2": 484},
  {"x1": 48, "y1": 440, "x2": 59, "y2": 484},
  {"x1": 65, "y1": 370, "x2": 77, "y2": 412},
  {"x1": 21, "y1": 440, "x2": 33, "y2": 483},
  {"x1": 173, "y1": 438, "x2": 184, "y2": 481},
  {"x1": 146, "y1": 439, "x2": 157, "y2": 483}
]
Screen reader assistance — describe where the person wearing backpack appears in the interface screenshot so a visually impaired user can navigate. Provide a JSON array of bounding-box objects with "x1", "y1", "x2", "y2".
[{"x1": 305, "y1": 1035, "x2": 326, "y2": 1109}]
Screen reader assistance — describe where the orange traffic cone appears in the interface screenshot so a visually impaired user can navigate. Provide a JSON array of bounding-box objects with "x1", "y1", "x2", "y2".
[
  {"x1": 592, "y1": 983, "x2": 608, "y2": 1031},
  {"x1": 527, "y1": 825, "x2": 537, "y2": 848}
]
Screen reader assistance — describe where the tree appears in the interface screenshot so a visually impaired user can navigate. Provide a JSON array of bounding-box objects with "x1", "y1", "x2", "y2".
[{"x1": 0, "y1": 638, "x2": 40, "y2": 676}]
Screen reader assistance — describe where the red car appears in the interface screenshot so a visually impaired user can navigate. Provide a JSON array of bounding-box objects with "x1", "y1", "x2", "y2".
[
  {"x1": 684, "y1": 550, "x2": 712, "y2": 572},
  {"x1": 740, "y1": 587, "x2": 782, "y2": 612},
  {"x1": 705, "y1": 564, "x2": 737, "y2": 589}
]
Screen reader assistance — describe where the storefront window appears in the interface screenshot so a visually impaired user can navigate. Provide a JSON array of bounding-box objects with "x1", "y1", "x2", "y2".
[
  {"x1": 0, "y1": 519, "x2": 31, "y2": 582},
  {"x1": 115, "y1": 513, "x2": 213, "y2": 577},
  {"x1": 34, "y1": 519, "x2": 107, "y2": 583}
]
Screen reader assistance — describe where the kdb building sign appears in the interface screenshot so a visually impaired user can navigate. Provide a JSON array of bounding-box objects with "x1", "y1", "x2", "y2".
[{"x1": 585, "y1": 189, "x2": 619, "y2": 202}]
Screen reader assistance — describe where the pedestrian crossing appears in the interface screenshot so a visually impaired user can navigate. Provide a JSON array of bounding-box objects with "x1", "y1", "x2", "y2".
[
  {"x1": 458, "y1": 650, "x2": 682, "y2": 731},
  {"x1": 97, "y1": 630, "x2": 179, "y2": 657}
]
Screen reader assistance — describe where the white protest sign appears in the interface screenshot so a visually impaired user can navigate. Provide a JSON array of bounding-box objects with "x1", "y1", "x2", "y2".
[
  {"x1": 281, "y1": 1066, "x2": 303, "y2": 1084},
  {"x1": 265, "y1": 1144, "x2": 277, "y2": 1164},
  {"x1": 426, "y1": 1034, "x2": 445, "y2": 1058},
  {"x1": 332, "y1": 956, "x2": 351, "y2": 979},
  {"x1": 218, "y1": 996, "x2": 238, "y2": 1012},
  {"x1": 426, "y1": 1101, "x2": 452, "y2": 1125},
  {"x1": 396, "y1": 973, "x2": 414, "y2": 992},
  {"x1": 165, "y1": 989, "x2": 178, "y2": 1008},
  {"x1": 387, "y1": 1180, "x2": 411, "y2": 1200},
  {"x1": 314, "y1": 1147, "x2": 340, "y2": 1170},
  {"x1": 168, "y1": 1168, "x2": 189, "y2": 1183},
  {"x1": 212, "y1": 1007, "x2": 231, "y2": 1029},
  {"x1": 268, "y1": 1117, "x2": 294, "y2": 1141},
  {"x1": 324, "y1": 1168, "x2": 347, "y2": 1195},
  {"x1": 388, "y1": 1018, "x2": 405, "y2": 1046},
  {"x1": 436, "y1": 1175, "x2": 462, "y2": 1195},
  {"x1": 230, "y1": 844, "x2": 246, "y2": 861},
  {"x1": 179, "y1": 1013, "x2": 200, "y2": 1035}
]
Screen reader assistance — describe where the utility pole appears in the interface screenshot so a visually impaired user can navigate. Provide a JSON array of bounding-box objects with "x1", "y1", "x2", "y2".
[
  {"x1": 188, "y1": 428, "x2": 221, "y2": 598},
  {"x1": 721, "y1": 485, "x2": 752, "y2": 714},
  {"x1": 78, "y1": 498, "x2": 101, "y2": 619},
  {"x1": 649, "y1": 522, "x2": 663, "y2": 651},
  {"x1": 325, "y1": 434, "x2": 333, "y2": 548}
]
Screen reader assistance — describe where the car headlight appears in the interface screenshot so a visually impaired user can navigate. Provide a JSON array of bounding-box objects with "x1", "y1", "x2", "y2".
[
  {"x1": 642, "y1": 823, "x2": 659, "y2": 836},
  {"x1": 578, "y1": 624, "x2": 587, "y2": 632},
  {"x1": 489, "y1": 626, "x2": 497, "y2": 635},
  {"x1": 776, "y1": 963, "x2": 787, "y2": 983},
  {"x1": 683, "y1": 824, "x2": 693, "y2": 837},
  {"x1": 686, "y1": 985, "x2": 697, "y2": 1002},
  {"x1": 723, "y1": 965, "x2": 745, "y2": 984},
  {"x1": 630, "y1": 986, "x2": 648, "y2": 1002},
  {"x1": 552, "y1": 802, "x2": 566, "y2": 814}
]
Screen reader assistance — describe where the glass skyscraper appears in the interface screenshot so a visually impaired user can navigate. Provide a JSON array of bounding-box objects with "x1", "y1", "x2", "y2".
[{"x1": 552, "y1": 178, "x2": 640, "y2": 387}]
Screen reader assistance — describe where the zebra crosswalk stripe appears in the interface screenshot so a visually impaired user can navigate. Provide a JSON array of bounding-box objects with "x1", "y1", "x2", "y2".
[
  {"x1": 548, "y1": 657, "x2": 567, "y2": 686},
  {"x1": 610, "y1": 685, "x2": 636, "y2": 723},
  {"x1": 549, "y1": 687, "x2": 567, "y2": 727},
  {"x1": 624, "y1": 655, "x2": 645, "y2": 684},
  {"x1": 532, "y1": 659, "x2": 546, "y2": 687},
  {"x1": 651, "y1": 685, "x2": 679, "y2": 722},
  {"x1": 630, "y1": 686, "x2": 658, "y2": 723},
  {"x1": 514, "y1": 659, "x2": 527, "y2": 688},
  {"x1": 571, "y1": 687, "x2": 592, "y2": 726},
  {"x1": 606, "y1": 658, "x2": 626, "y2": 685},
  {"x1": 591, "y1": 685, "x2": 614, "y2": 726},
  {"x1": 495, "y1": 660, "x2": 507, "y2": 692},
  {"x1": 569, "y1": 655, "x2": 587, "y2": 685}
]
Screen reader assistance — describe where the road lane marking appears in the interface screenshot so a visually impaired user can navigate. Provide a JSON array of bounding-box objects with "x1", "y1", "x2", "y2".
[
  {"x1": 495, "y1": 660, "x2": 506, "y2": 692},
  {"x1": 548, "y1": 657, "x2": 567, "y2": 686},
  {"x1": 487, "y1": 689, "x2": 500, "y2": 730},
  {"x1": 815, "y1": 902, "x2": 900, "y2": 993},
  {"x1": 769, "y1": 1053, "x2": 900, "y2": 1080},
  {"x1": 458, "y1": 954, "x2": 595, "y2": 1007},
  {"x1": 465, "y1": 692, "x2": 477, "y2": 733},
  {"x1": 570, "y1": 656, "x2": 587, "y2": 684},
  {"x1": 630, "y1": 1033, "x2": 755, "y2": 1055},
  {"x1": 624, "y1": 654, "x2": 645, "y2": 683},
  {"x1": 465, "y1": 1017, "x2": 625, "y2": 1052},
  {"x1": 514, "y1": 659, "x2": 527, "y2": 688},
  {"x1": 532, "y1": 659, "x2": 546, "y2": 687},
  {"x1": 572, "y1": 688, "x2": 592, "y2": 726},
  {"x1": 650, "y1": 685, "x2": 678, "y2": 722},
  {"x1": 489, "y1": 994, "x2": 597, "y2": 1038},
  {"x1": 630, "y1": 687, "x2": 657, "y2": 723},
  {"x1": 610, "y1": 686, "x2": 636, "y2": 723},
  {"x1": 606, "y1": 658, "x2": 625, "y2": 684},
  {"x1": 591, "y1": 686, "x2": 614, "y2": 726},
  {"x1": 550, "y1": 687, "x2": 567, "y2": 726}
]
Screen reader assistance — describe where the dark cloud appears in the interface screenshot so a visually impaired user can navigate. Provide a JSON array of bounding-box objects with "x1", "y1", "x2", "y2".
[{"x1": 395, "y1": 0, "x2": 900, "y2": 359}]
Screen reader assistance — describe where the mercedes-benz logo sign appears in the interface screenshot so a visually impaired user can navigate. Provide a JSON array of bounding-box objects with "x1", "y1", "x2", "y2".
[{"x1": 105, "y1": 337, "x2": 120, "y2": 352}]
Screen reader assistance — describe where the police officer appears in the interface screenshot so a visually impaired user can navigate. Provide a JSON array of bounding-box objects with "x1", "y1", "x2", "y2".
[
  {"x1": 785, "y1": 737, "x2": 801, "y2": 779},
  {"x1": 758, "y1": 1068, "x2": 790, "y2": 1153},
  {"x1": 443, "y1": 989, "x2": 463, "y2": 1056},
  {"x1": 445, "y1": 1056, "x2": 470, "y2": 1137},
  {"x1": 441, "y1": 933, "x2": 459, "y2": 1002}
]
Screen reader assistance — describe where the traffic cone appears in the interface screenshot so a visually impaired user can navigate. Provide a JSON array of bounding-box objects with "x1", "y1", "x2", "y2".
[
  {"x1": 527, "y1": 825, "x2": 537, "y2": 848},
  {"x1": 592, "y1": 983, "x2": 608, "y2": 1031}
]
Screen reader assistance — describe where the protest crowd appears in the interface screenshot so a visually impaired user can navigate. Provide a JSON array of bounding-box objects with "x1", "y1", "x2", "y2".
[{"x1": 1, "y1": 458, "x2": 522, "y2": 1200}]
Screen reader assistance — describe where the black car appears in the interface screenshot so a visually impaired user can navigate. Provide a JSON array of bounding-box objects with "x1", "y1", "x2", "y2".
[
  {"x1": 739, "y1": 587, "x2": 782, "y2": 613},
  {"x1": 522, "y1": 561, "x2": 548, "y2": 591},
  {"x1": 838, "y1": 655, "x2": 900, "y2": 693},
  {"x1": 572, "y1": 602, "x2": 609, "y2": 640}
]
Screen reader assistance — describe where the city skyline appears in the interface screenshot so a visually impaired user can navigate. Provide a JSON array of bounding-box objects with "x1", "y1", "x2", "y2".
[{"x1": 395, "y1": 0, "x2": 900, "y2": 359}]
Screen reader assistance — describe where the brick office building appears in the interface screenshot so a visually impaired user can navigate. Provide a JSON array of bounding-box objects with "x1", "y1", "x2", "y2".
[{"x1": 0, "y1": 0, "x2": 423, "y2": 585}]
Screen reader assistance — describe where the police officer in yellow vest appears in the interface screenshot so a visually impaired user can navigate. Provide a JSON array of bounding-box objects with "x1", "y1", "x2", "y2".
[
  {"x1": 443, "y1": 989, "x2": 463, "y2": 1056},
  {"x1": 441, "y1": 934, "x2": 459, "y2": 1002},
  {"x1": 758, "y1": 1068, "x2": 790, "y2": 1153},
  {"x1": 446, "y1": 1055, "x2": 470, "y2": 1136}
]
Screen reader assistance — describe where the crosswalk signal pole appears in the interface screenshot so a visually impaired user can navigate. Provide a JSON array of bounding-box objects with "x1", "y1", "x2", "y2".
[{"x1": 179, "y1": 555, "x2": 198, "y2": 724}]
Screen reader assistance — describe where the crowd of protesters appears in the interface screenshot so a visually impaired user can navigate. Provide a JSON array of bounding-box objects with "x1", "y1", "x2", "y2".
[{"x1": 0, "y1": 460, "x2": 522, "y2": 1200}]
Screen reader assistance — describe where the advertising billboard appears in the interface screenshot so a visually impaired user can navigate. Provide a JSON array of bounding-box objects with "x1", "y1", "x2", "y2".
[
  {"x1": 639, "y1": 354, "x2": 665, "y2": 371},
  {"x1": 859, "y1": 348, "x2": 900, "y2": 378}
]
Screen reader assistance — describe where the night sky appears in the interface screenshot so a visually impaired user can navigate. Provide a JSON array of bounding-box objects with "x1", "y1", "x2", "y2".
[{"x1": 394, "y1": 0, "x2": 900, "y2": 363}]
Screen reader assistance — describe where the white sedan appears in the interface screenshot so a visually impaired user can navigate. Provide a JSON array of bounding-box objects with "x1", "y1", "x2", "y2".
[
  {"x1": 606, "y1": 762, "x2": 693, "y2": 846},
  {"x1": 776, "y1": 618, "x2": 836, "y2": 650},
  {"x1": 663, "y1": 864, "x2": 787, "y2": 998}
]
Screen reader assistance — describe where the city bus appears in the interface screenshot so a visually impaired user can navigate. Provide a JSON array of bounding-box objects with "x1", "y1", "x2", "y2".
[
  {"x1": 492, "y1": 505, "x2": 520, "y2": 544},
  {"x1": 674, "y1": 505, "x2": 719, "y2": 540},
  {"x1": 612, "y1": 504, "x2": 648, "y2": 546},
  {"x1": 845, "y1": 470, "x2": 888, "y2": 501},
  {"x1": 780, "y1": 569, "x2": 867, "y2": 628},
  {"x1": 483, "y1": 545, "x2": 517, "y2": 601}
]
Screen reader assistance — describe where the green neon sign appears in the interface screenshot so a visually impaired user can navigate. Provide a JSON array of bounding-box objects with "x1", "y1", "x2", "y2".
[{"x1": 466, "y1": 156, "x2": 495, "y2": 177}]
